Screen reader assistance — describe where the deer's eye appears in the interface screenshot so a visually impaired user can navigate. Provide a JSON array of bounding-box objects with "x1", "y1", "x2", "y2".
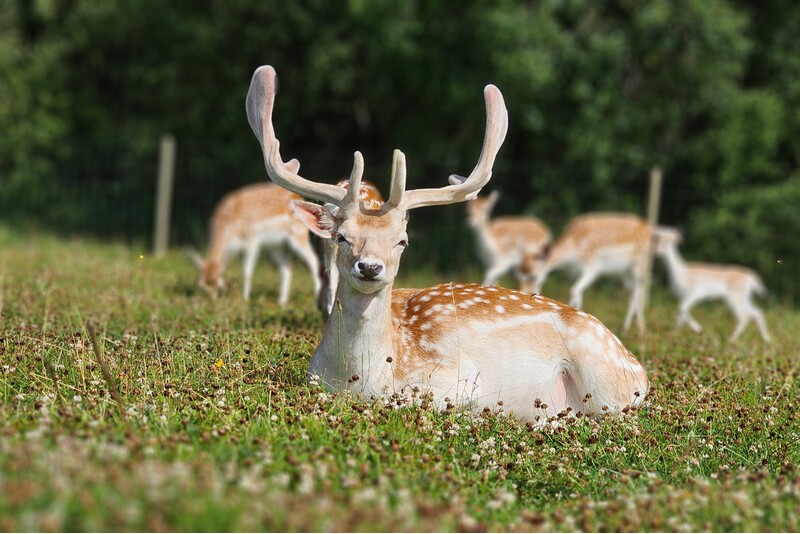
[
  {"x1": 397, "y1": 238, "x2": 409, "y2": 248},
  {"x1": 336, "y1": 234, "x2": 349, "y2": 245}
]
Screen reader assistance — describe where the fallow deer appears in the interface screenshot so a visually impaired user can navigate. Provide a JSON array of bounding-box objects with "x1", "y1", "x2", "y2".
[
  {"x1": 531, "y1": 213, "x2": 653, "y2": 335},
  {"x1": 189, "y1": 182, "x2": 321, "y2": 305},
  {"x1": 653, "y1": 227, "x2": 770, "y2": 342},
  {"x1": 246, "y1": 65, "x2": 648, "y2": 422},
  {"x1": 466, "y1": 191, "x2": 552, "y2": 292}
]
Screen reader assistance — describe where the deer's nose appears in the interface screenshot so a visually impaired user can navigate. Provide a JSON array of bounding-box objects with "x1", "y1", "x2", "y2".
[{"x1": 357, "y1": 261, "x2": 383, "y2": 280}]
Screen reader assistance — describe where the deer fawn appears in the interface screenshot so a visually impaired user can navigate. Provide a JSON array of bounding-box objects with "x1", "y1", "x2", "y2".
[
  {"x1": 531, "y1": 213, "x2": 653, "y2": 335},
  {"x1": 312, "y1": 179, "x2": 384, "y2": 320},
  {"x1": 466, "y1": 191, "x2": 552, "y2": 293},
  {"x1": 246, "y1": 65, "x2": 648, "y2": 422},
  {"x1": 654, "y1": 227, "x2": 770, "y2": 342},
  {"x1": 189, "y1": 182, "x2": 321, "y2": 305}
]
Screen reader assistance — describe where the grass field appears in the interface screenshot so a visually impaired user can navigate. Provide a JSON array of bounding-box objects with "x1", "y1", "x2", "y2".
[{"x1": 1, "y1": 225, "x2": 798, "y2": 532}]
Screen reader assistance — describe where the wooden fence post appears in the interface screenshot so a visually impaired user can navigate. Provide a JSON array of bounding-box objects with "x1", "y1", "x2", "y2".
[
  {"x1": 642, "y1": 167, "x2": 663, "y2": 317},
  {"x1": 153, "y1": 134, "x2": 176, "y2": 257}
]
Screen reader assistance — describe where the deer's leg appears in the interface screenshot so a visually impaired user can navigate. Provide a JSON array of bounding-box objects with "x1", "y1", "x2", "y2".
[
  {"x1": 483, "y1": 258, "x2": 516, "y2": 287},
  {"x1": 728, "y1": 296, "x2": 767, "y2": 342},
  {"x1": 242, "y1": 243, "x2": 261, "y2": 300},
  {"x1": 753, "y1": 309, "x2": 771, "y2": 343},
  {"x1": 729, "y1": 315, "x2": 749, "y2": 342},
  {"x1": 532, "y1": 263, "x2": 553, "y2": 294},
  {"x1": 623, "y1": 275, "x2": 645, "y2": 334},
  {"x1": 269, "y1": 247, "x2": 292, "y2": 307},
  {"x1": 288, "y1": 237, "x2": 322, "y2": 297},
  {"x1": 746, "y1": 298, "x2": 771, "y2": 342},
  {"x1": 569, "y1": 268, "x2": 598, "y2": 309},
  {"x1": 678, "y1": 294, "x2": 704, "y2": 333}
]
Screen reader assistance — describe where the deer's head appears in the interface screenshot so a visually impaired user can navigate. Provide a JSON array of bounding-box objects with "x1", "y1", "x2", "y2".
[
  {"x1": 466, "y1": 190, "x2": 500, "y2": 229},
  {"x1": 186, "y1": 248, "x2": 225, "y2": 299},
  {"x1": 653, "y1": 226, "x2": 683, "y2": 256},
  {"x1": 245, "y1": 66, "x2": 508, "y2": 296}
]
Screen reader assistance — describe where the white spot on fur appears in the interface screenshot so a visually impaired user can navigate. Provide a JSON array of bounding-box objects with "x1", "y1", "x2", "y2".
[
  {"x1": 522, "y1": 303, "x2": 533, "y2": 310},
  {"x1": 495, "y1": 305, "x2": 506, "y2": 314},
  {"x1": 593, "y1": 323, "x2": 607, "y2": 338},
  {"x1": 420, "y1": 335, "x2": 434, "y2": 350},
  {"x1": 617, "y1": 357, "x2": 642, "y2": 372},
  {"x1": 509, "y1": 294, "x2": 520, "y2": 301}
]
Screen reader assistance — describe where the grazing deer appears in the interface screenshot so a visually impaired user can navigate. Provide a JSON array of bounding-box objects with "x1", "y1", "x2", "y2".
[
  {"x1": 313, "y1": 179, "x2": 384, "y2": 320},
  {"x1": 466, "y1": 191, "x2": 552, "y2": 292},
  {"x1": 246, "y1": 65, "x2": 648, "y2": 422},
  {"x1": 531, "y1": 213, "x2": 653, "y2": 335},
  {"x1": 189, "y1": 182, "x2": 321, "y2": 304},
  {"x1": 653, "y1": 227, "x2": 770, "y2": 342}
]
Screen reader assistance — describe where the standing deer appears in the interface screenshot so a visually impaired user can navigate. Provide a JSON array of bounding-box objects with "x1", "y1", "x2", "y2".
[
  {"x1": 653, "y1": 227, "x2": 770, "y2": 342},
  {"x1": 246, "y1": 65, "x2": 648, "y2": 422},
  {"x1": 531, "y1": 213, "x2": 653, "y2": 335},
  {"x1": 466, "y1": 191, "x2": 552, "y2": 292},
  {"x1": 312, "y1": 179, "x2": 384, "y2": 320},
  {"x1": 189, "y1": 182, "x2": 321, "y2": 305}
]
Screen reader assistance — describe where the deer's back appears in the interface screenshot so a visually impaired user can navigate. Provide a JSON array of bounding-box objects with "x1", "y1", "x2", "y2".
[
  {"x1": 557, "y1": 213, "x2": 651, "y2": 263},
  {"x1": 211, "y1": 183, "x2": 301, "y2": 240},
  {"x1": 488, "y1": 217, "x2": 551, "y2": 254}
]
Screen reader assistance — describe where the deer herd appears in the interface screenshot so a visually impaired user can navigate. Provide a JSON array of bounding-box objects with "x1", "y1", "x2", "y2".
[{"x1": 186, "y1": 65, "x2": 770, "y2": 423}]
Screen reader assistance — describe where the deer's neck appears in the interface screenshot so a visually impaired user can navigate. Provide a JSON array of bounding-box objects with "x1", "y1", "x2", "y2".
[
  {"x1": 473, "y1": 222, "x2": 499, "y2": 259},
  {"x1": 311, "y1": 282, "x2": 396, "y2": 394},
  {"x1": 207, "y1": 229, "x2": 231, "y2": 267},
  {"x1": 662, "y1": 246, "x2": 689, "y2": 294},
  {"x1": 543, "y1": 239, "x2": 573, "y2": 270}
]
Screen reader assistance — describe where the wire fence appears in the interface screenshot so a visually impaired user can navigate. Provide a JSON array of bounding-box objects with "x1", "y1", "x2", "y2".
[{"x1": 2, "y1": 135, "x2": 796, "y2": 306}]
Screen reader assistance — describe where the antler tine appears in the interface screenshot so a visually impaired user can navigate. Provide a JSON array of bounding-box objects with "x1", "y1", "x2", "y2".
[
  {"x1": 387, "y1": 149, "x2": 407, "y2": 207},
  {"x1": 399, "y1": 84, "x2": 508, "y2": 211},
  {"x1": 343, "y1": 151, "x2": 365, "y2": 215},
  {"x1": 246, "y1": 66, "x2": 347, "y2": 206}
]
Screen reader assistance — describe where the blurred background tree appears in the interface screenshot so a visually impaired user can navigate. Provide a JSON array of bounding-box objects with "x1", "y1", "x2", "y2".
[{"x1": 0, "y1": 0, "x2": 797, "y2": 303}]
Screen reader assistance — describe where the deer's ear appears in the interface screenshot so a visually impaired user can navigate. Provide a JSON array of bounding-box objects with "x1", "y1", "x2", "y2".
[{"x1": 290, "y1": 200, "x2": 337, "y2": 239}]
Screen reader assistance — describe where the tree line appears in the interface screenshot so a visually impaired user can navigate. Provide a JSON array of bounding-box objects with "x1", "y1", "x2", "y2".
[{"x1": 1, "y1": 0, "x2": 798, "y2": 302}]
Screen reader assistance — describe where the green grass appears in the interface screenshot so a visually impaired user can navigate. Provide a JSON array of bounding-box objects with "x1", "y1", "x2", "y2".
[{"x1": 1, "y1": 224, "x2": 798, "y2": 532}]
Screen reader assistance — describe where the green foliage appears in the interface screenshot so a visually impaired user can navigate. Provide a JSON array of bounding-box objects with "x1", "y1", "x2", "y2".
[
  {"x1": 0, "y1": 229, "x2": 799, "y2": 531},
  {"x1": 689, "y1": 175, "x2": 800, "y2": 305},
  {"x1": 0, "y1": 0, "x2": 798, "y2": 300}
]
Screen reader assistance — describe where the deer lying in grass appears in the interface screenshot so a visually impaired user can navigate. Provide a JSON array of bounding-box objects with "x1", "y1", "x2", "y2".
[
  {"x1": 189, "y1": 182, "x2": 321, "y2": 304},
  {"x1": 313, "y1": 179, "x2": 384, "y2": 320},
  {"x1": 653, "y1": 227, "x2": 770, "y2": 342},
  {"x1": 531, "y1": 213, "x2": 653, "y2": 335},
  {"x1": 466, "y1": 191, "x2": 552, "y2": 292},
  {"x1": 246, "y1": 65, "x2": 648, "y2": 422}
]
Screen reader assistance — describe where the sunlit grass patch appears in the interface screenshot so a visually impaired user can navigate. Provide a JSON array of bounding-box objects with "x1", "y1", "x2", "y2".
[{"x1": 0, "y1": 226, "x2": 798, "y2": 531}]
